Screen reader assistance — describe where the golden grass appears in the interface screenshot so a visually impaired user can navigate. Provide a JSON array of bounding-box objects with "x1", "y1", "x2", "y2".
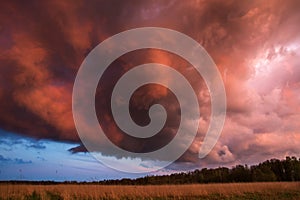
[{"x1": 0, "y1": 182, "x2": 299, "y2": 199}]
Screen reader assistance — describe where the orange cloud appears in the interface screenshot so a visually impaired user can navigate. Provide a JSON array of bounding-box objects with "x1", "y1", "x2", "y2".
[{"x1": 0, "y1": 0, "x2": 299, "y2": 167}]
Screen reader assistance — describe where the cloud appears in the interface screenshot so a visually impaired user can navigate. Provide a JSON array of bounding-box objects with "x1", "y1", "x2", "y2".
[
  {"x1": 0, "y1": 155, "x2": 10, "y2": 162},
  {"x1": 26, "y1": 143, "x2": 46, "y2": 150},
  {"x1": 0, "y1": 0, "x2": 299, "y2": 168},
  {"x1": 0, "y1": 130, "x2": 46, "y2": 151},
  {"x1": 0, "y1": 155, "x2": 32, "y2": 164}
]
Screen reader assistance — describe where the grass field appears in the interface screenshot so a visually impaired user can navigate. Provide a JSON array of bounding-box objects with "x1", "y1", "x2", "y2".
[{"x1": 0, "y1": 182, "x2": 299, "y2": 200}]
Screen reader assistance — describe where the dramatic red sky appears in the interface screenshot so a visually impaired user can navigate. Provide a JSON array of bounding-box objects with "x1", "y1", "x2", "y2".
[{"x1": 0, "y1": 0, "x2": 300, "y2": 178}]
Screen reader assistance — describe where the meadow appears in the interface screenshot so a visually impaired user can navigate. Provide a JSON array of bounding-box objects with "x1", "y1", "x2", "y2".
[{"x1": 0, "y1": 182, "x2": 299, "y2": 200}]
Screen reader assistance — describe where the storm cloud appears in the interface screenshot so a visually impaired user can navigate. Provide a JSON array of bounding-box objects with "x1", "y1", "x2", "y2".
[{"x1": 0, "y1": 0, "x2": 300, "y2": 167}]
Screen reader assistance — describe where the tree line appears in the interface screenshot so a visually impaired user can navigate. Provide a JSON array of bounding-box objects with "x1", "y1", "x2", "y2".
[
  {"x1": 101, "y1": 156, "x2": 300, "y2": 185},
  {"x1": 1, "y1": 156, "x2": 299, "y2": 185}
]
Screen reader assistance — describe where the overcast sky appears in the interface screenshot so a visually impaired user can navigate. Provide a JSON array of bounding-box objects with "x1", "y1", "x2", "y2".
[{"x1": 0, "y1": 0, "x2": 300, "y2": 181}]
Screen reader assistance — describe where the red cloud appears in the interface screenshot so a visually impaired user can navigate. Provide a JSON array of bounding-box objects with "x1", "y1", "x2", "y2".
[{"x1": 0, "y1": 0, "x2": 299, "y2": 166}]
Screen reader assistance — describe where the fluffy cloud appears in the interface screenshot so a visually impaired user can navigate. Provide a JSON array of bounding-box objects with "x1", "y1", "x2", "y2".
[{"x1": 0, "y1": 0, "x2": 299, "y2": 168}]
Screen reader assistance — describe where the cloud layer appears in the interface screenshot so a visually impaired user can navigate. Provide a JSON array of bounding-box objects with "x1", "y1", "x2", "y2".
[{"x1": 0, "y1": 0, "x2": 300, "y2": 168}]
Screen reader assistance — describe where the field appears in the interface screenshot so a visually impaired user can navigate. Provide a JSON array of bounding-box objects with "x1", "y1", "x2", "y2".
[{"x1": 0, "y1": 182, "x2": 300, "y2": 200}]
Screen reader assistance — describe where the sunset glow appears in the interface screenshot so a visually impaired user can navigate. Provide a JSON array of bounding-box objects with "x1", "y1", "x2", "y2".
[{"x1": 0, "y1": 0, "x2": 299, "y2": 181}]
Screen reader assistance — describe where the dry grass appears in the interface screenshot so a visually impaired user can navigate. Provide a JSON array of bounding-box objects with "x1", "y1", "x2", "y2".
[{"x1": 0, "y1": 182, "x2": 299, "y2": 200}]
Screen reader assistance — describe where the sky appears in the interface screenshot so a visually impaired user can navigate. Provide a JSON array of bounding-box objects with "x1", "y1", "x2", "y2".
[{"x1": 0, "y1": 0, "x2": 300, "y2": 181}]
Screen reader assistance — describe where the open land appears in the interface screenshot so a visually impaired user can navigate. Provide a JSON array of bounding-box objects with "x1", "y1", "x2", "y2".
[{"x1": 0, "y1": 182, "x2": 300, "y2": 200}]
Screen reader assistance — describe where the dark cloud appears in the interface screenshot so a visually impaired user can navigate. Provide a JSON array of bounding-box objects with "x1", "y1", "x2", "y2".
[
  {"x1": 0, "y1": 0, "x2": 300, "y2": 167},
  {"x1": 69, "y1": 145, "x2": 87, "y2": 154}
]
